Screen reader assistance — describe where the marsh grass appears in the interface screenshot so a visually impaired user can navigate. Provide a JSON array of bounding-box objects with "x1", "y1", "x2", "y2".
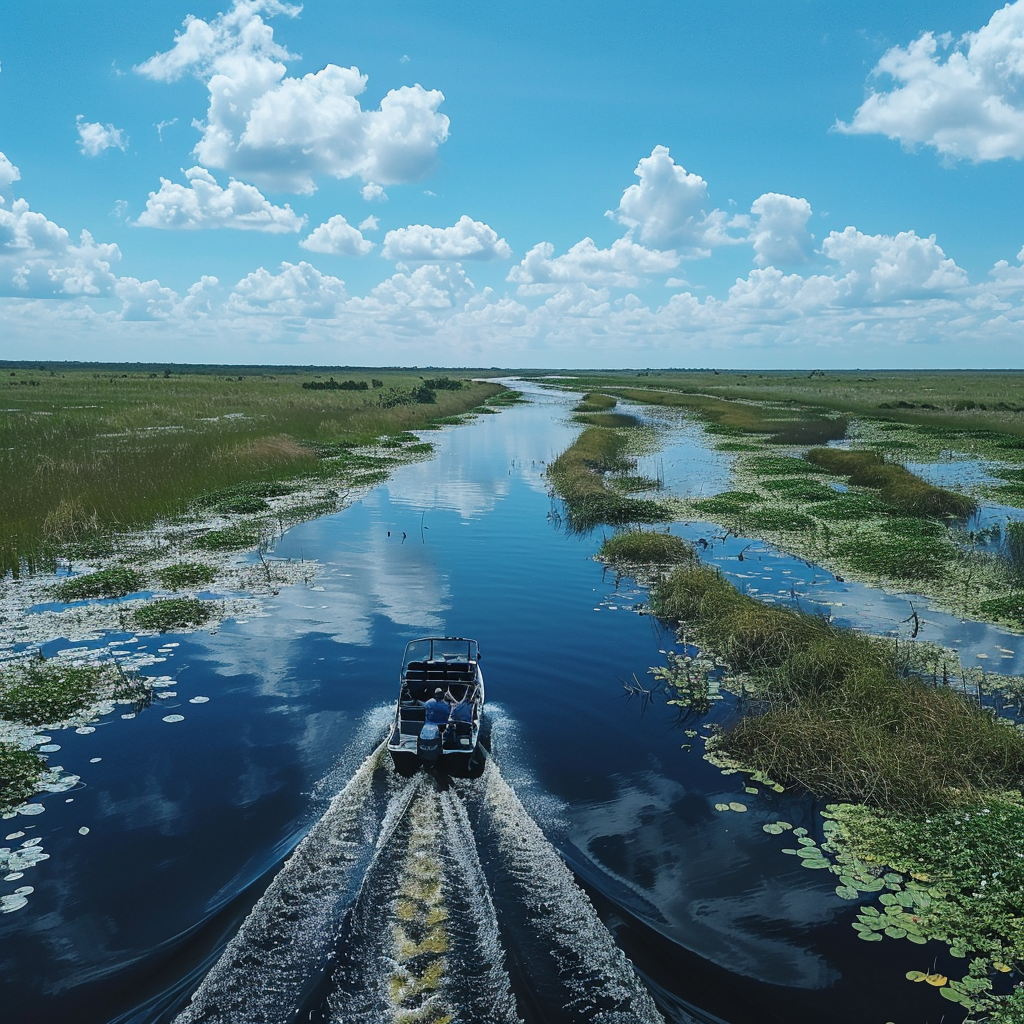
[
  {"x1": 540, "y1": 370, "x2": 1024, "y2": 438},
  {"x1": 133, "y1": 597, "x2": 214, "y2": 632},
  {"x1": 649, "y1": 562, "x2": 1024, "y2": 812},
  {"x1": 192, "y1": 520, "x2": 270, "y2": 551},
  {"x1": 805, "y1": 448, "x2": 977, "y2": 519},
  {"x1": 599, "y1": 530, "x2": 695, "y2": 566},
  {"x1": 573, "y1": 392, "x2": 617, "y2": 412},
  {"x1": 547, "y1": 426, "x2": 673, "y2": 532},
  {"x1": 573, "y1": 412, "x2": 641, "y2": 429},
  {"x1": 0, "y1": 742, "x2": 46, "y2": 811},
  {"x1": 612, "y1": 474, "x2": 663, "y2": 492},
  {"x1": 0, "y1": 369, "x2": 502, "y2": 575},
  {"x1": 50, "y1": 566, "x2": 144, "y2": 602}
]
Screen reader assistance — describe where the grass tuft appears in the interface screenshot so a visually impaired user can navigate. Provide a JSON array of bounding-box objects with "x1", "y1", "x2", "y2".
[{"x1": 600, "y1": 530, "x2": 694, "y2": 566}]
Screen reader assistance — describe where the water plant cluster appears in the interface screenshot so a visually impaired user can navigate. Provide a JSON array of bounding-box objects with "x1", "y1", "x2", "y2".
[
  {"x1": 0, "y1": 370, "x2": 505, "y2": 576},
  {"x1": 0, "y1": 657, "x2": 152, "y2": 812}
]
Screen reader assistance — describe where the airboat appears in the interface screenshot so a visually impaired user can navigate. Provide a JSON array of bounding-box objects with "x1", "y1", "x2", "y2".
[{"x1": 387, "y1": 636, "x2": 484, "y2": 775}]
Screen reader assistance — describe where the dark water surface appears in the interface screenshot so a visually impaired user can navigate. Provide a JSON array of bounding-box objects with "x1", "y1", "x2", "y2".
[{"x1": 0, "y1": 383, "x2": 993, "y2": 1023}]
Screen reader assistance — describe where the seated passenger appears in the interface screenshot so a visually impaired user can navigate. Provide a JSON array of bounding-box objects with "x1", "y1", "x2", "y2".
[
  {"x1": 450, "y1": 696, "x2": 473, "y2": 723},
  {"x1": 424, "y1": 688, "x2": 450, "y2": 724}
]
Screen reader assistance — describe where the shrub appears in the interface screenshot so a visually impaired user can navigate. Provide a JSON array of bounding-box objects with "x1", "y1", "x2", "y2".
[
  {"x1": 133, "y1": 597, "x2": 213, "y2": 632},
  {"x1": 50, "y1": 566, "x2": 144, "y2": 602}
]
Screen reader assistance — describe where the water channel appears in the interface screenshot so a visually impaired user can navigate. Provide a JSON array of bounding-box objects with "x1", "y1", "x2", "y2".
[{"x1": 2, "y1": 381, "x2": 1021, "y2": 1023}]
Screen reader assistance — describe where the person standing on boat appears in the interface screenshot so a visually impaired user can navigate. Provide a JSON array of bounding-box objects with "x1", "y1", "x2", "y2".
[{"x1": 425, "y1": 688, "x2": 450, "y2": 724}]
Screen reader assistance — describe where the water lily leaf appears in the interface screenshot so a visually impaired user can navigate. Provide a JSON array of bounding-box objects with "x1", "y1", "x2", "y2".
[
  {"x1": 950, "y1": 947, "x2": 968, "y2": 959},
  {"x1": 906, "y1": 970, "x2": 927, "y2": 982},
  {"x1": 728, "y1": 802, "x2": 747, "y2": 812},
  {"x1": 714, "y1": 803, "x2": 730, "y2": 812},
  {"x1": 896, "y1": 891, "x2": 916, "y2": 907},
  {"x1": 907, "y1": 933, "x2": 927, "y2": 944},
  {"x1": 793, "y1": 827, "x2": 808, "y2": 838},
  {"x1": 925, "y1": 974, "x2": 948, "y2": 987},
  {"x1": 744, "y1": 787, "x2": 758, "y2": 795},
  {"x1": 859, "y1": 879, "x2": 885, "y2": 892},
  {"x1": 776, "y1": 821, "x2": 793, "y2": 830},
  {"x1": 861, "y1": 906, "x2": 880, "y2": 918},
  {"x1": 836, "y1": 885, "x2": 860, "y2": 900},
  {"x1": 884, "y1": 873, "x2": 903, "y2": 884},
  {"x1": 762, "y1": 823, "x2": 785, "y2": 835},
  {"x1": 802, "y1": 860, "x2": 830, "y2": 869},
  {"x1": 771, "y1": 783, "x2": 785, "y2": 793},
  {"x1": 939, "y1": 987, "x2": 966, "y2": 1003},
  {"x1": 994, "y1": 962, "x2": 1012, "y2": 973},
  {"x1": 780, "y1": 848, "x2": 799, "y2": 855},
  {"x1": 858, "y1": 931, "x2": 883, "y2": 941},
  {"x1": 879, "y1": 894, "x2": 898, "y2": 906},
  {"x1": 885, "y1": 927, "x2": 907, "y2": 939},
  {"x1": 797, "y1": 836, "x2": 817, "y2": 846}
]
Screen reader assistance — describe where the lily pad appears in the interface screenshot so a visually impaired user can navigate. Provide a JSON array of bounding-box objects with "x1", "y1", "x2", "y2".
[
  {"x1": 835, "y1": 885, "x2": 860, "y2": 900},
  {"x1": 906, "y1": 970, "x2": 927, "y2": 982},
  {"x1": 884, "y1": 926, "x2": 907, "y2": 939},
  {"x1": 858, "y1": 931, "x2": 883, "y2": 941}
]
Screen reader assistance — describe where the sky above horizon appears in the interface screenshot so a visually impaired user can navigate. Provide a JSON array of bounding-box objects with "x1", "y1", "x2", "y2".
[{"x1": 1, "y1": 1, "x2": 1023, "y2": 369}]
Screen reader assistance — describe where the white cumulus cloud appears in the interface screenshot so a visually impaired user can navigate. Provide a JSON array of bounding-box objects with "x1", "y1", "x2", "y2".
[
  {"x1": 301, "y1": 215, "x2": 374, "y2": 256},
  {"x1": 136, "y1": 1, "x2": 449, "y2": 193},
  {"x1": 0, "y1": 151, "x2": 19, "y2": 197},
  {"x1": 354, "y1": 263, "x2": 474, "y2": 312},
  {"x1": 136, "y1": 166, "x2": 305, "y2": 232},
  {"x1": 362, "y1": 183, "x2": 388, "y2": 202},
  {"x1": 228, "y1": 260, "x2": 347, "y2": 316},
  {"x1": 836, "y1": 1, "x2": 1024, "y2": 162},
  {"x1": 382, "y1": 216, "x2": 511, "y2": 261},
  {"x1": 610, "y1": 145, "x2": 739, "y2": 253},
  {"x1": 359, "y1": 215, "x2": 379, "y2": 232},
  {"x1": 821, "y1": 226, "x2": 969, "y2": 303},
  {"x1": 507, "y1": 236, "x2": 679, "y2": 293},
  {"x1": 749, "y1": 193, "x2": 814, "y2": 266},
  {"x1": 0, "y1": 198, "x2": 120, "y2": 298},
  {"x1": 76, "y1": 116, "x2": 128, "y2": 156}
]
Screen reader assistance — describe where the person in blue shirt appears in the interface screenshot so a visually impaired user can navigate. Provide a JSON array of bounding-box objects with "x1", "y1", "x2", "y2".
[
  {"x1": 424, "y1": 688, "x2": 450, "y2": 724},
  {"x1": 449, "y1": 695, "x2": 473, "y2": 723}
]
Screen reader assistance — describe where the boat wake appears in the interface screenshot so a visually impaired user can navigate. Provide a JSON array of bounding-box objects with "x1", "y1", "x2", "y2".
[{"x1": 174, "y1": 719, "x2": 664, "y2": 1024}]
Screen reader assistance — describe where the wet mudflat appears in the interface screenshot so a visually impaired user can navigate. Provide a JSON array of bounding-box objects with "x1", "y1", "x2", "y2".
[{"x1": 0, "y1": 382, "x2": 1009, "y2": 1023}]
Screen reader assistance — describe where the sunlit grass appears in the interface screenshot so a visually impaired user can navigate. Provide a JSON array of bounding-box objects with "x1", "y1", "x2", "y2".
[
  {"x1": 0, "y1": 368, "x2": 503, "y2": 576},
  {"x1": 649, "y1": 561, "x2": 1024, "y2": 813}
]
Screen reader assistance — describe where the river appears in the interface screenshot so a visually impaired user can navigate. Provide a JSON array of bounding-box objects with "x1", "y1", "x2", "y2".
[{"x1": 0, "y1": 380, "x2": 1008, "y2": 1023}]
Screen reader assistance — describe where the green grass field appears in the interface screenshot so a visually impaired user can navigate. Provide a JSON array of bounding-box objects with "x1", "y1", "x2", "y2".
[{"x1": 0, "y1": 367, "x2": 503, "y2": 575}]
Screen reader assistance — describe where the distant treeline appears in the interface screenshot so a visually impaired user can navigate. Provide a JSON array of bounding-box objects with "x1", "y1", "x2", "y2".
[
  {"x1": 301, "y1": 375, "x2": 464, "y2": 393},
  {"x1": 302, "y1": 377, "x2": 384, "y2": 391}
]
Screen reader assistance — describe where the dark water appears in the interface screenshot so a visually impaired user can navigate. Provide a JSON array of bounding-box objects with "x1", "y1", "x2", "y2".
[{"x1": 0, "y1": 383, "x2": 998, "y2": 1024}]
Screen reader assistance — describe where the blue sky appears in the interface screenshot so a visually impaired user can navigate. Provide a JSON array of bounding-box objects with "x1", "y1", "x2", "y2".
[{"x1": 1, "y1": 1, "x2": 1022, "y2": 368}]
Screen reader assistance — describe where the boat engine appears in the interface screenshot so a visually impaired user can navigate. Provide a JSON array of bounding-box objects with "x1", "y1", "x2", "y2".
[{"x1": 417, "y1": 722, "x2": 441, "y2": 763}]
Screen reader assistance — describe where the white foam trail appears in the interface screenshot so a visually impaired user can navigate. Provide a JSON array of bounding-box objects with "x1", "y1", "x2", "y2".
[
  {"x1": 175, "y1": 740, "x2": 395, "y2": 1024},
  {"x1": 475, "y1": 758, "x2": 666, "y2": 1024},
  {"x1": 329, "y1": 779, "x2": 522, "y2": 1024},
  {"x1": 437, "y1": 787, "x2": 523, "y2": 1024}
]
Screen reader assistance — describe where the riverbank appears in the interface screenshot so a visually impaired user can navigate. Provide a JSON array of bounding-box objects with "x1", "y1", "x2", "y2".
[{"x1": 600, "y1": 528, "x2": 1024, "y2": 1021}]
